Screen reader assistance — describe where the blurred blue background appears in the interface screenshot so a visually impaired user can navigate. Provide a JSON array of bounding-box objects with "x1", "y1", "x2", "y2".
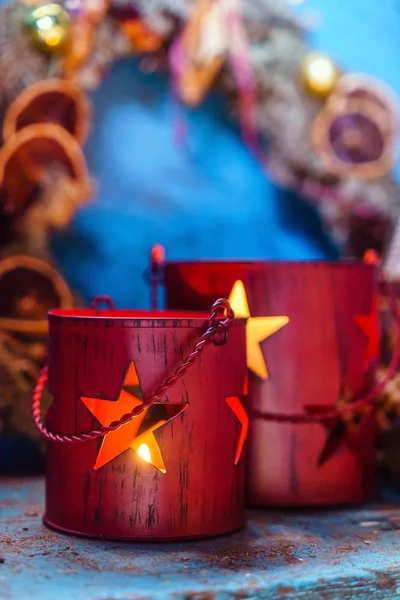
[{"x1": 51, "y1": 0, "x2": 400, "y2": 308}]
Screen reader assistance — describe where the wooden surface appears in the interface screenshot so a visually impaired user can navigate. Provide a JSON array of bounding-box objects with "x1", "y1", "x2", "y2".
[{"x1": 1, "y1": 477, "x2": 400, "y2": 599}]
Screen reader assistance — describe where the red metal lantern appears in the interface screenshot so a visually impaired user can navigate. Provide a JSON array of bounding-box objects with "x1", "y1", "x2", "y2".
[
  {"x1": 164, "y1": 260, "x2": 382, "y2": 506},
  {"x1": 378, "y1": 280, "x2": 400, "y2": 430},
  {"x1": 35, "y1": 298, "x2": 248, "y2": 540}
]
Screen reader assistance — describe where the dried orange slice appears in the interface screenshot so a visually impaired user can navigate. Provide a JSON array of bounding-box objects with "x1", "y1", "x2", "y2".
[
  {"x1": 0, "y1": 254, "x2": 73, "y2": 335},
  {"x1": 0, "y1": 123, "x2": 91, "y2": 215},
  {"x1": 3, "y1": 78, "x2": 91, "y2": 144}
]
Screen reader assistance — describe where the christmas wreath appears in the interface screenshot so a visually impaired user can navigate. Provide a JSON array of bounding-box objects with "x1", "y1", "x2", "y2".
[{"x1": 0, "y1": 0, "x2": 399, "y2": 265}]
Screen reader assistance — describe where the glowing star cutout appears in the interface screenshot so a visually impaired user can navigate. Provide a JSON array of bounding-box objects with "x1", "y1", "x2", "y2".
[
  {"x1": 228, "y1": 280, "x2": 289, "y2": 379},
  {"x1": 137, "y1": 443, "x2": 151, "y2": 463},
  {"x1": 354, "y1": 296, "x2": 381, "y2": 370},
  {"x1": 131, "y1": 420, "x2": 167, "y2": 473},
  {"x1": 225, "y1": 396, "x2": 248, "y2": 465},
  {"x1": 81, "y1": 362, "x2": 186, "y2": 471}
]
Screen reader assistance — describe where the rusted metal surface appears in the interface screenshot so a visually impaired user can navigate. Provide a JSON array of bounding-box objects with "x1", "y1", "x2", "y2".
[{"x1": 1, "y1": 478, "x2": 400, "y2": 599}]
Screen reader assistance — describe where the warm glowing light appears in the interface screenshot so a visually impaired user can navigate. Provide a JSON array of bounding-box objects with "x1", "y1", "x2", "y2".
[
  {"x1": 44, "y1": 29, "x2": 63, "y2": 47},
  {"x1": 131, "y1": 420, "x2": 168, "y2": 473},
  {"x1": 137, "y1": 443, "x2": 151, "y2": 464},
  {"x1": 228, "y1": 280, "x2": 289, "y2": 379},
  {"x1": 307, "y1": 56, "x2": 336, "y2": 87},
  {"x1": 81, "y1": 361, "x2": 185, "y2": 471},
  {"x1": 36, "y1": 16, "x2": 54, "y2": 30},
  {"x1": 226, "y1": 396, "x2": 249, "y2": 465}
]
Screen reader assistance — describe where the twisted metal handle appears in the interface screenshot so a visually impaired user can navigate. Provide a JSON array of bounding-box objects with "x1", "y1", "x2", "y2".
[{"x1": 32, "y1": 298, "x2": 235, "y2": 443}]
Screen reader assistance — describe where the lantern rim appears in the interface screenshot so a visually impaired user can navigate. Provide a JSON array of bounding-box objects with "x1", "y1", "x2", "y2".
[
  {"x1": 48, "y1": 308, "x2": 247, "y2": 327},
  {"x1": 165, "y1": 259, "x2": 375, "y2": 269}
]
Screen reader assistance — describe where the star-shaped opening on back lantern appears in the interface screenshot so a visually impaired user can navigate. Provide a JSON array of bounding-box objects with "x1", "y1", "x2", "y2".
[
  {"x1": 225, "y1": 374, "x2": 249, "y2": 466},
  {"x1": 228, "y1": 280, "x2": 289, "y2": 380},
  {"x1": 305, "y1": 385, "x2": 376, "y2": 466},
  {"x1": 354, "y1": 295, "x2": 381, "y2": 372},
  {"x1": 81, "y1": 361, "x2": 187, "y2": 471}
]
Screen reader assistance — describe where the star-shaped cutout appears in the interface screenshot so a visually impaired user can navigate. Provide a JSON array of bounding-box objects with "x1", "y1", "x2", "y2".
[
  {"x1": 354, "y1": 295, "x2": 381, "y2": 371},
  {"x1": 305, "y1": 386, "x2": 376, "y2": 466},
  {"x1": 225, "y1": 396, "x2": 248, "y2": 465},
  {"x1": 81, "y1": 362, "x2": 186, "y2": 471},
  {"x1": 228, "y1": 280, "x2": 289, "y2": 380}
]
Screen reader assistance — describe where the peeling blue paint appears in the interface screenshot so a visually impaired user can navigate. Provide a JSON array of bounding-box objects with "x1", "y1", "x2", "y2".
[{"x1": 1, "y1": 478, "x2": 400, "y2": 599}]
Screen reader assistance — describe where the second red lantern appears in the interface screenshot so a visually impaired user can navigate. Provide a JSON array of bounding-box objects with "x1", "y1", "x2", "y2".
[{"x1": 165, "y1": 260, "x2": 380, "y2": 507}]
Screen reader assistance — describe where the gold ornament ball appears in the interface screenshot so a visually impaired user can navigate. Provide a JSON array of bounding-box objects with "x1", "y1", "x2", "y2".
[
  {"x1": 301, "y1": 52, "x2": 340, "y2": 100},
  {"x1": 25, "y1": 3, "x2": 71, "y2": 55}
]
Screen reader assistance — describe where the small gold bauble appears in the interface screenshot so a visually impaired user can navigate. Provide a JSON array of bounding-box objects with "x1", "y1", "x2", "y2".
[
  {"x1": 301, "y1": 51, "x2": 340, "y2": 100},
  {"x1": 24, "y1": 3, "x2": 71, "y2": 55}
]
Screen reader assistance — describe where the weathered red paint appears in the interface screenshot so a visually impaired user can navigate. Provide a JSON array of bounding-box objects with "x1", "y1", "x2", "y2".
[
  {"x1": 165, "y1": 260, "x2": 379, "y2": 506},
  {"x1": 44, "y1": 308, "x2": 247, "y2": 540}
]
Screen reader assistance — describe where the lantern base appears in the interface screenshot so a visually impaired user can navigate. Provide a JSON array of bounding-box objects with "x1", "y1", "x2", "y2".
[{"x1": 43, "y1": 515, "x2": 246, "y2": 542}]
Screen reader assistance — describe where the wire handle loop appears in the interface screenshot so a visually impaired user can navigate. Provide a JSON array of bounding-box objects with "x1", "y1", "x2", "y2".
[
  {"x1": 90, "y1": 295, "x2": 115, "y2": 311},
  {"x1": 32, "y1": 298, "x2": 235, "y2": 444}
]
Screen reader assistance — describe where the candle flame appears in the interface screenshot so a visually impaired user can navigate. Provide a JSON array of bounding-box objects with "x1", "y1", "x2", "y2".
[{"x1": 137, "y1": 443, "x2": 151, "y2": 464}]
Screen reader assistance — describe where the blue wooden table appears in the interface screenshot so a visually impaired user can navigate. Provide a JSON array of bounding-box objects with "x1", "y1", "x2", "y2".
[{"x1": 1, "y1": 477, "x2": 399, "y2": 599}]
